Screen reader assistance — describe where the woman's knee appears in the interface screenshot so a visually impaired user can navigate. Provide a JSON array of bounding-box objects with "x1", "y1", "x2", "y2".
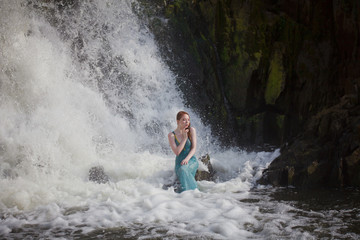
[{"x1": 177, "y1": 165, "x2": 190, "y2": 174}]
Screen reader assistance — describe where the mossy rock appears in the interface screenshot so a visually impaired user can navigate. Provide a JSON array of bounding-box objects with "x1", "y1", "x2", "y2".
[{"x1": 265, "y1": 48, "x2": 285, "y2": 105}]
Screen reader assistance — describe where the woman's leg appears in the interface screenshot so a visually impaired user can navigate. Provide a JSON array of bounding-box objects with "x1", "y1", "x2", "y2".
[{"x1": 176, "y1": 159, "x2": 198, "y2": 192}]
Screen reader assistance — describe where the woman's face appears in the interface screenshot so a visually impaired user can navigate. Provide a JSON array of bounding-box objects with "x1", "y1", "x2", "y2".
[{"x1": 177, "y1": 114, "x2": 190, "y2": 129}]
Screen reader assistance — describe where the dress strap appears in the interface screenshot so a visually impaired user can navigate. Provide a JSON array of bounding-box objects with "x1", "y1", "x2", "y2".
[{"x1": 172, "y1": 131, "x2": 180, "y2": 144}]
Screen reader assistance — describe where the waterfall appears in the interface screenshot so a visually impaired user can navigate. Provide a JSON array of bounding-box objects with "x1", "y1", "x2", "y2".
[
  {"x1": 0, "y1": 0, "x2": 209, "y2": 186},
  {"x1": 0, "y1": 1, "x2": 280, "y2": 239}
]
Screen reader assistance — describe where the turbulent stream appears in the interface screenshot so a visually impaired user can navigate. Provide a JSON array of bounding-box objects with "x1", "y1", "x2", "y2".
[{"x1": 0, "y1": 1, "x2": 359, "y2": 239}]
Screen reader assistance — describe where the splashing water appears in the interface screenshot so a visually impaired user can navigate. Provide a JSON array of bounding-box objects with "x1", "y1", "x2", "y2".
[{"x1": 4, "y1": 1, "x2": 355, "y2": 239}]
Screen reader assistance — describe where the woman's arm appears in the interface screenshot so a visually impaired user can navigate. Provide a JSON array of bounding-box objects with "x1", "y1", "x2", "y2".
[
  {"x1": 168, "y1": 131, "x2": 188, "y2": 156},
  {"x1": 181, "y1": 127, "x2": 197, "y2": 165}
]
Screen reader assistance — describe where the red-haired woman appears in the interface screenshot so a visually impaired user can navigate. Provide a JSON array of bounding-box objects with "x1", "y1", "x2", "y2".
[{"x1": 168, "y1": 111, "x2": 199, "y2": 192}]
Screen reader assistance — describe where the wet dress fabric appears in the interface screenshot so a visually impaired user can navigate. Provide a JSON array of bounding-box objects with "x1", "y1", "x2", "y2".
[{"x1": 173, "y1": 132, "x2": 198, "y2": 192}]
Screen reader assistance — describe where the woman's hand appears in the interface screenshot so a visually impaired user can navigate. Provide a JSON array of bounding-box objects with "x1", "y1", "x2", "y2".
[
  {"x1": 182, "y1": 128, "x2": 189, "y2": 140},
  {"x1": 181, "y1": 159, "x2": 189, "y2": 165}
]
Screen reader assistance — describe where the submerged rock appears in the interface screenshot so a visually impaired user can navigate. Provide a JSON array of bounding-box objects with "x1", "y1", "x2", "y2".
[
  {"x1": 88, "y1": 166, "x2": 109, "y2": 184},
  {"x1": 162, "y1": 179, "x2": 181, "y2": 193}
]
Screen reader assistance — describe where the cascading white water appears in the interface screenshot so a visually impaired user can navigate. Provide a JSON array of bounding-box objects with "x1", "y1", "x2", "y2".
[{"x1": 0, "y1": 1, "x2": 285, "y2": 239}]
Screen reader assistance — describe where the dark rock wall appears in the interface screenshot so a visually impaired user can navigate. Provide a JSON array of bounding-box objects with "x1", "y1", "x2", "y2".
[
  {"x1": 163, "y1": 0, "x2": 359, "y2": 148},
  {"x1": 157, "y1": 0, "x2": 360, "y2": 188}
]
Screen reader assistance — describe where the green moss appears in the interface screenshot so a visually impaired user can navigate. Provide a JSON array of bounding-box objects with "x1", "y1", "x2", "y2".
[
  {"x1": 236, "y1": 113, "x2": 265, "y2": 127},
  {"x1": 276, "y1": 114, "x2": 285, "y2": 129},
  {"x1": 173, "y1": 0, "x2": 182, "y2": 10},
  {"x1": 223, "y1": 49, "x2": 261, "y2": 110},
  {"x1": 251, "y1": 113, "x2": 264, "y2": 122},
  {"x1": 221, "y1": 46, "x2": 231, "y2": 64},
  {"x1": 236, "y1": 116, "x2": 245, "y2": 126},
  {"x1": 265, "y1": 49, "x2": 285, "y2": 105},
  {"x1": 307, "y1": 161, "x2": 319, "y2": 175},
  {"x1": 288, "y1": 166, "x2": 295, "y2": 185},
  {"x1": 200, "y1": 33, "x2": 207, "y2": 41},
  {"x1": 189, "y1": 40, "x2": 201, "y2": 63},
  {"x1": 254, "y1": 51, "x2": 262, "y2": 62},
  {"x1": 215, "y1": 1, "x2": 232, "y2": 65},
  {"x1": 165, "y1": 4, "x2": 175, "y2": 17}
]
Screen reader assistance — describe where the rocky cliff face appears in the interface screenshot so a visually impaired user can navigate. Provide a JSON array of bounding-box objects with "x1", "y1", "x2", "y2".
[
  {"x1": 143, "y1": 0, "x2": 360, "y2": 188},
  {"x1": 163, "y1": 0, "x2": 359, "y2": 145}
]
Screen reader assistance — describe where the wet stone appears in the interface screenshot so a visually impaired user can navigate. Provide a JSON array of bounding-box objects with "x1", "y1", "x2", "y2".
[{"x1": 88, "y1": 166, "x2": 109, "y2": 184}]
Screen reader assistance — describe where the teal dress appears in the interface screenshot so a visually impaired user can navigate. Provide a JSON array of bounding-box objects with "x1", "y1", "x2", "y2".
[{"x1": 173, "y1": 132, "x2": 199, "y2": 192}]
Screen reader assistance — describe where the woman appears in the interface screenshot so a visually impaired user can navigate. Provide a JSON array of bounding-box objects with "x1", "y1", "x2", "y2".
[{"x1": 168, "y1": 111, "x2": 199, "y2": 192}]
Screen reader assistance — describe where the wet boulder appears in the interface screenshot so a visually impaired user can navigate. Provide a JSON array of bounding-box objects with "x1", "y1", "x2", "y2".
[
  {"x1": 195, "y1": 154, "x2": 216, "y2": 181},
  {"x1": 258, "y1": 98, "x2": 360, "y2": 189},
  {"x1": 88, "y1": 165, "x2": 109, "y2": 184}
]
